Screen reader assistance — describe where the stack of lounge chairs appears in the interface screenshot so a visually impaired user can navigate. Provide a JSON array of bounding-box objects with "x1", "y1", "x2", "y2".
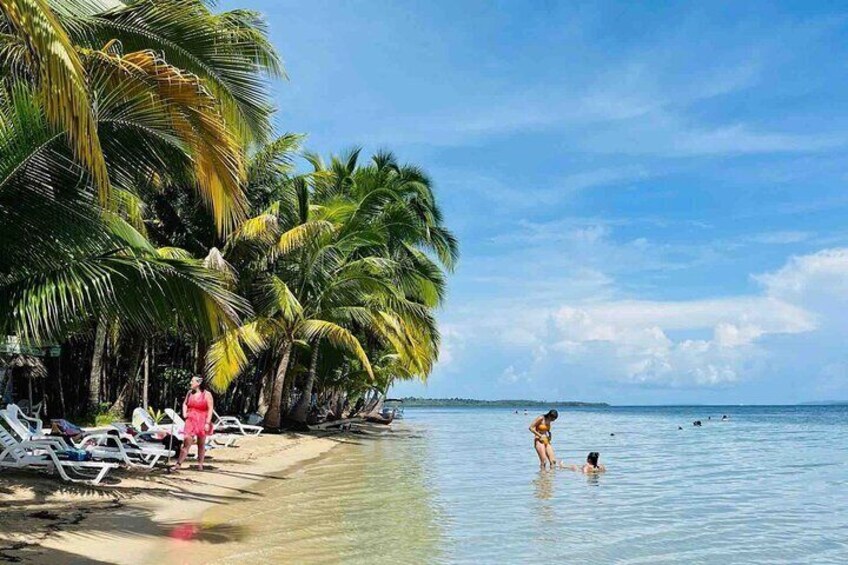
[
  {"x1": 2, "y1": 405, "x2": 173, "y2": 470},
  {"x1": 0, "y1": 407, "x2": 118, "y2": 485},
  {"x1": 0, "y1": 403, "x2": 261, "y2": 486},
  {"x1": 131, "y1": 408, "x2": 239, "y2": 448}
]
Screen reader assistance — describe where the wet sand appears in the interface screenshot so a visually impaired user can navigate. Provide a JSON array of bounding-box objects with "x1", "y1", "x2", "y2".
[
  {"x1": 0, "y1": 433, "x2": 340, "y2": 564},
  {"x1": 142, "y1": 427, "x2": 443, "y2": 564}
]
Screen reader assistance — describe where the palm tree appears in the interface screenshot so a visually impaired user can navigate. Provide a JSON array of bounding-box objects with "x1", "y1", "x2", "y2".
[
  {"x1": 0, "y1": 0, "x2": 280, "y2": 413},
  {"x1": 207, "y1": 146, "x2": 457, "y2": 427},
  {"x1": 0, "y1": 81, "x2": 250, "y2": 342},
  {"x1": 0, "y1": 0, "x2": 108, "y2": 198},
  {"x1": 207, "y1": 148, "x2": 379, "y2": 427}
]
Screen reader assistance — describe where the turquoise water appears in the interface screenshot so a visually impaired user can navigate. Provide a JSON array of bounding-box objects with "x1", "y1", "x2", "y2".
[
  {"x1": 177, "y1": 405, "x2": 848, "y2": 564},
  {"x1": 405, "y1": 406, "x2": 848, "y2": 564}
]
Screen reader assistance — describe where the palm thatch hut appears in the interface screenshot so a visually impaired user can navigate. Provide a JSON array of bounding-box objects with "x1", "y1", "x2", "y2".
[{"x1": 2, "y1": 354, "x2": 47, "y2": 414}]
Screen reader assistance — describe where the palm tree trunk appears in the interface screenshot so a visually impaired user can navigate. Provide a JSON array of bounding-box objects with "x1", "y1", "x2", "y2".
[
  {"x1": 256, "y1": 360, "x2": 275, "y2": 417},
  {"x1": 52, "y1": 357, "x2": 66, "y2": 417},
  {"x1": 142, "y1": 341, "x2": 150, "y2": 409},
  {"x1": 195, "y1": 340, "x2": 207, "y2": 375},
  {"x1": 263, "y1": 341, "x2": 293, "y2": 429},
  {"x1": 290, "y1": 339, "x2": 320, "y2": 423},
  {"x1": 88, "y1": 319, "x2": 107, "y2": 412},
  {"x1": 109, "y1": 347, "x2": 143, "y2": 416}
]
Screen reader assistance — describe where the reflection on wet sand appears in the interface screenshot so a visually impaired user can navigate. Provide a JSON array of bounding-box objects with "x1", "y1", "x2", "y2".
[
  {"x1": 168, "y1": 521, "x2": 247, "y2": 544},
  {"x1": 153, "y1": 432, "x2": 444, "y2": 564}
]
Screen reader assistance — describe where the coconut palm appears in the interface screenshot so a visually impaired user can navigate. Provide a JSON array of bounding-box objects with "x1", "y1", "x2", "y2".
[
  {"x1": 0, "y1": 0, "x2": 281, "y2": 348},
  {"x1": 206, "y1": 145, "x2": 457, "y2": 426},
  {"x1": 0, "y1": 80, "x2": 250, "y2": 343},
  {"x1": 0, "y1": 0, "x2": 284, "y2": 235}
]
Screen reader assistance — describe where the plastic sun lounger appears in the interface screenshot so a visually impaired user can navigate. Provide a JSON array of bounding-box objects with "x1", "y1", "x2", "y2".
[
  {"x1": 6, "y1": 404, "x2": 175, "y2": 468},
  {"x1": 0, "y1": 425, "x2": 117, "y2": 485},
  {"x1": 163, "y1": 409, "x2": 238, "y2": 447},
  {"x1": 213, "y1": 410, "x2": 263, "y2": 436},
  {"x1": 2, "y1": 405, "x2": 172, "y2": 470},
  {"x1": 132, "y1": 407, "x2": 185, "y2": 441}
]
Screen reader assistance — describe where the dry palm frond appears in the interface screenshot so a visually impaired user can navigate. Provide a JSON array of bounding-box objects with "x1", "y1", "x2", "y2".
[
  {"x1": 0, "y1": 0, "x2": 109, "y2": 200},
  {"x1": 85, "y1": 47, "x2": 247, "y2": 235}
]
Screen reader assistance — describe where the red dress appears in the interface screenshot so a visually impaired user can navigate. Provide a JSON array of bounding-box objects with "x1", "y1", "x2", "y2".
[{"x1": 184, "y1": 391, "x2": 210, "y2": 438}]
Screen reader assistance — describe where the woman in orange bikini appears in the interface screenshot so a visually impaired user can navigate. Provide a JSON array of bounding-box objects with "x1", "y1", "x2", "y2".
[{"x1": 529, "y1": 409, "x2": 558, "y2": 469}]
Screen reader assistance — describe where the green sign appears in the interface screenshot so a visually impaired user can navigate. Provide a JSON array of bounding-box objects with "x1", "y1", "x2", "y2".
[{"x1": 0, "y1": 336, "x2": 61, "y2": 357}]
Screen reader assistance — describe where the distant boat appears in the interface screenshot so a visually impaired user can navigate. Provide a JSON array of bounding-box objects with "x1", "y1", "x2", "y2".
[{"x1": 380, "y1": 398, "x2": 405, "y2": 421}]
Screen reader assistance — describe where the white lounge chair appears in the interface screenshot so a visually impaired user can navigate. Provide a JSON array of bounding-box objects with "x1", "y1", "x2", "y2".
[
  {"x1": 213, "y1": 410, "x2": 263, "y2": 436},
  {"x1": 2, "y1": 405, "x2": 172, "y2": 470},
  {"x1": 163, "y1": 408, "x2": 238, "y2": 447},
  {"x1": 131, "y1": 407, "x2": 187, "y2": 440},
  {"x1": 0, "y1": 423, "x2": 117, "y2": 485}
]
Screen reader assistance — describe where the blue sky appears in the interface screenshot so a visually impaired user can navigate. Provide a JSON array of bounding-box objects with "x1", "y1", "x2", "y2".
[{"x1": 224, "y1": 1, "x2": 848, "y2": 404}]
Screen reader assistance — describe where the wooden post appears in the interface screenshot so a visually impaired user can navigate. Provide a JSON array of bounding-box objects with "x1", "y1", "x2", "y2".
[
  {"x1": 142, "y1": 341, "x2": 150, "y2": 409},
  {"x1": 51, "y1": 354, "x2": 66, "y2": 417}
]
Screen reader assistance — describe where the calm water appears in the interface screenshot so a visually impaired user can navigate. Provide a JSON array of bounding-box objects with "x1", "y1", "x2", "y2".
[{"x1": 168, "y1": 406, "x2": 848, "y2": 564}]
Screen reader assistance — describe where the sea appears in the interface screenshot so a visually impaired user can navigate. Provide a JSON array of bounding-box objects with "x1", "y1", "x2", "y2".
[{"x1": 166, "y1": 405, "x2": 848, "y2": 564}]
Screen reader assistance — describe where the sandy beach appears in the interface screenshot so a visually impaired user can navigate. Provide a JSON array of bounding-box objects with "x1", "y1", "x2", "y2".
[{"x1": 0, "y1": 433, "x2": 340, "y2": 564}]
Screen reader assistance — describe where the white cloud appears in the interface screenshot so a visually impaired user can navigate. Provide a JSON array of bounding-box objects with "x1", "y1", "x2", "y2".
[
  {"x1": 435, "y1": 324, "x2": 465, "y2": 369},
  {"x1": 451, "y1": 248, "x2": 848, "y2": 389},
  {"x1": 543, "y1": 296, "x2": 808, "y2": 387},
  {"x1": 756, "y1": 248, "x2": 848, "y2": 304},
  {"x1": 747, "y1": 231, "x2": 812, "y2": 245},
  {"x1": 713, "y1": 323, "x2": 764, "y2": 348},
  {"x1": 499, "y1": 365, "x2": 532, "y2": 385}
]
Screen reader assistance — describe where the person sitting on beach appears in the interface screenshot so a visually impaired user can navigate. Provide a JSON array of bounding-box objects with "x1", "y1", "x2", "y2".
[
  {"x1": 169, "y1": 375, "x2": 214, "y2": 472},
  {"x1": 530, "y1": 409, "x2": 558, "y2": 469},
  {"x1": 559, "y1": 452, "x2": 606, "y2": 474}
]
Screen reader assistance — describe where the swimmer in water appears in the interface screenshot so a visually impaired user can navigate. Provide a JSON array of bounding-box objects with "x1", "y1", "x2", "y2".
[
  {"x1": 559, "y1": 452, "x2": 606, "y2": 474},
  {"x1": 530, "y1": 409, "x2": 558, "y2": 469}
]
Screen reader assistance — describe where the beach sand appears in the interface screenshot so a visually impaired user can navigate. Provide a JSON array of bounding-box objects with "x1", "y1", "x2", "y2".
[{"x1": 0, "y1": 433, "x2": 340, "y2": 564}]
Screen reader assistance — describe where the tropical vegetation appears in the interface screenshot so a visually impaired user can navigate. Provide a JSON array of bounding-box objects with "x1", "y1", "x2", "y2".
[{"x1": 0, "y1": 0, "x2": 456, "y2": 428}]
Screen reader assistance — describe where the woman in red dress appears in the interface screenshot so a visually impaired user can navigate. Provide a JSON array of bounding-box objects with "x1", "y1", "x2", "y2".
[{"x1": 169, "y1": 375, "x2": 213, "y2": 472}]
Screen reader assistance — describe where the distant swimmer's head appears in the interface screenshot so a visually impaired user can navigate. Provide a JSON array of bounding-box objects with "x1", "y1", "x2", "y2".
[
  {"x1": 587, "y1": 452, "x2": 600, "y2": 468},
  {"x1": 545, "y1": 409, "x2": 559, "y2": 421}
]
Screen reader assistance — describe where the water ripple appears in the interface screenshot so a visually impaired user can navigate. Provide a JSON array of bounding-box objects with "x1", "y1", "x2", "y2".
[{"x1": 164, "y1": 405, "x2": 848, "y2": 564}]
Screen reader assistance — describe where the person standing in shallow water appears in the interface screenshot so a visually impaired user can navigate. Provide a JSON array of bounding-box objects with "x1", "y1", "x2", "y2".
[
  {"x1": 169, "y1": 375, "x2": 214, "y2": 472},
  {"x1": 530, "y1": 409, "x2": 558, "y2": 469}
]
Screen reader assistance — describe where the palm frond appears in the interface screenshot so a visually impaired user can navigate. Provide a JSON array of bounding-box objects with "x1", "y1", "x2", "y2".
[
  {"x1": 85, "y1": 47, "x2": 247, "y2": 234},
  {"x1": 300, "y1": 319, "x2": 373, "y2": 380},
  {"x1": 58, "y1": 0, "x2": 283, "y2": 142},
  {"x1": 0, "y1": 0, "x2": 109, "y2": 199},
  {"x1": 205, "y1": 320, "x2": 266, "y2": 392}
]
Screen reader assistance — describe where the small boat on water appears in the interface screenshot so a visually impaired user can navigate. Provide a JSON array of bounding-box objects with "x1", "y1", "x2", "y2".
[{"x1": 380, "y1": 398, "x2": 405, "y2": 421}]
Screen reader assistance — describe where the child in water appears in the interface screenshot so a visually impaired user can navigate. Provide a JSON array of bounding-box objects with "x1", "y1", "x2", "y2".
[{"x1": 558, "y1": 452, "x2": 606, "y2": 474}]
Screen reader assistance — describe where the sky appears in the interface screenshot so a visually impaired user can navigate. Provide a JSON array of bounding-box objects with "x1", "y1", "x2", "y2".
[{"x1": 223, "y1": 0, "x2": 848, "y2": 404}]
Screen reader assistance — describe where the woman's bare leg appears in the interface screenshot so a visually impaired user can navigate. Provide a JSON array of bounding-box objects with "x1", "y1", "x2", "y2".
[
  {"x1": 171, "y1": 436, "x2": 194, "y2": 470},
  {"x1": 545, "y1": 444, "x2": 557, "y2": 467},
  {"x1": 535, "y1": 441, "x2": 548, "y2": 469},
  {"x1": 197, "y1": 437, "x2": 206, "y2": 469}
]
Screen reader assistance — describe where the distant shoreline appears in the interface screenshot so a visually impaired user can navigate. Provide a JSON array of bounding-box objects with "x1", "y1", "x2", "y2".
[
  {"x1": 397, "y1": 397, "x2": 609, "y2": 408},
  {"x1": 397, "y1": 398, "x2": 848, "y2": 408}
]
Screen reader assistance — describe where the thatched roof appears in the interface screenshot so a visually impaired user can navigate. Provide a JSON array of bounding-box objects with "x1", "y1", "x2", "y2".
[{"x1": 4, "y1": 355, "x2": 47, "y2": 379}]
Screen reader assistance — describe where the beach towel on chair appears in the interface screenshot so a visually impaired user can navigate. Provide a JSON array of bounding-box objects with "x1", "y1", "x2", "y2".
[
  {"x1": 57, "y1": 447, "x2": 91, "y2": 461},
  {"x1": 50, "y1": 419, "x2": 84, "y2": 441}
]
